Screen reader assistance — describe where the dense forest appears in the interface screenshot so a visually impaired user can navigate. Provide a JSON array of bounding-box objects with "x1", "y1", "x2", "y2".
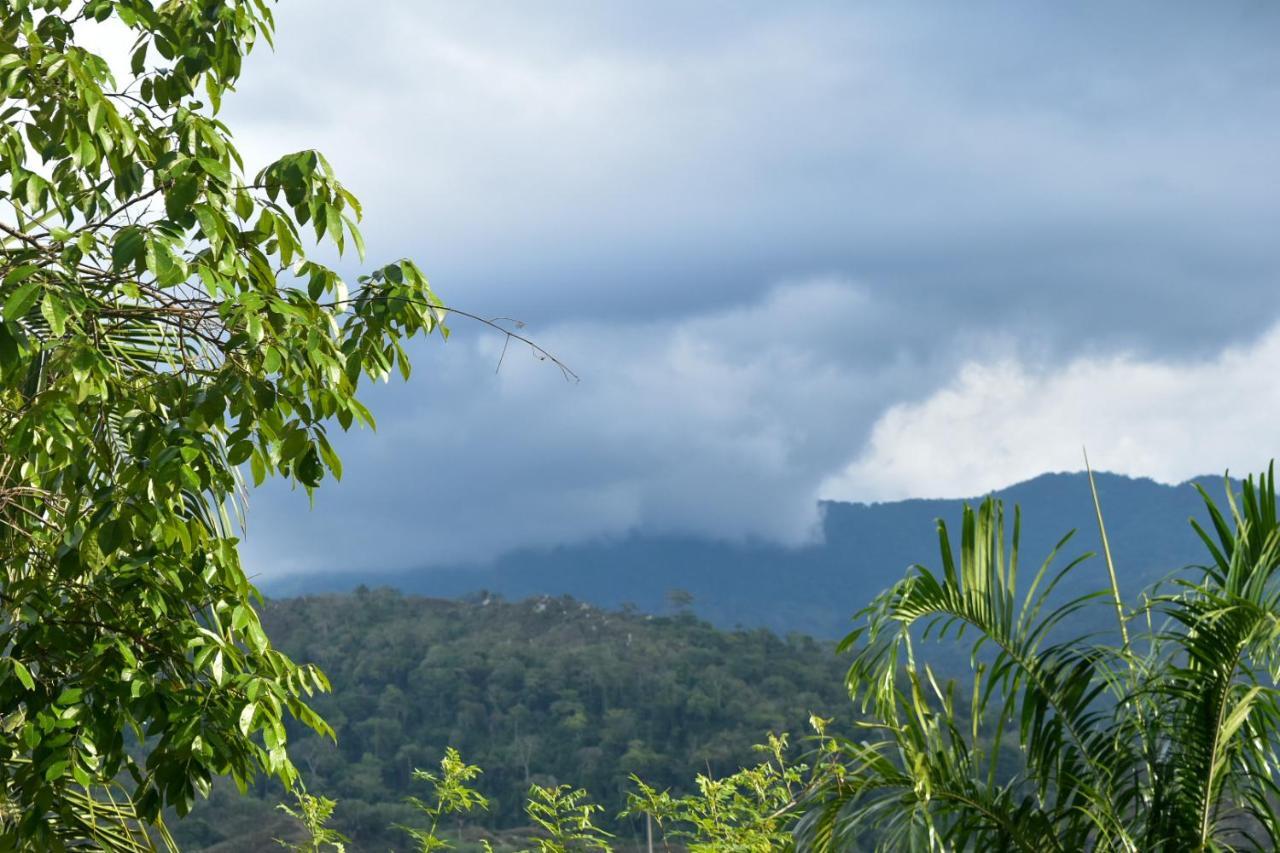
[{"x1": 173, "y1": 591, "x2": 852, "y2": 850}]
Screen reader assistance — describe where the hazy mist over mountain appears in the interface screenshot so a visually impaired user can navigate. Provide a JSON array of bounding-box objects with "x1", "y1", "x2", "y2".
[{"x1": 266, "y1": 470, "x2": 1227, "y2": 637}]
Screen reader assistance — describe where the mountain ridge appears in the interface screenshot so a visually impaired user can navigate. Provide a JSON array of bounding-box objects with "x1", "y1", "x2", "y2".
[{"x1": 264, "y1": 469, "x2": 1238, "y2": 637}]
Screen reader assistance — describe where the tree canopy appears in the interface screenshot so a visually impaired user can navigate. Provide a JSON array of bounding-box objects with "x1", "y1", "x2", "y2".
[
  {"x1": 0, "y1": 0, "x2": 445, "y2": 844},
  {"x1": 172, "y1": 592, "x2": 849, "y2": 849}
]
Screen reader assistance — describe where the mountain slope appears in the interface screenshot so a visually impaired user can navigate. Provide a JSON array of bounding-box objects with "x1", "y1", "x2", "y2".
[
  {"x1": 265, "y1": 471, "x2": 1227, "y2": 637},
  {"x1": 175, "y1": 592, "x2": 849, "y2": 850}
]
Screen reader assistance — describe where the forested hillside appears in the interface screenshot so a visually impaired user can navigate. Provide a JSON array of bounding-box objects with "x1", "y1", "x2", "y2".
[{"x1": 174, "y1": 591, "x2": 851, "y2": 850}]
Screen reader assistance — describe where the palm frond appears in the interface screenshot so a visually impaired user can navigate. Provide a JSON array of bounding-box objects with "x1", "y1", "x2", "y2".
[{"x1": 828, "y1": 498, "x2": 1135, "y2": 851}]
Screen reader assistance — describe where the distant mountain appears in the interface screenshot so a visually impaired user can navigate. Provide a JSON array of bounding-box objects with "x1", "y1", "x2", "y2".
[{"x1": 264, "y1": 471, "x2": 1233, "y2": 637}]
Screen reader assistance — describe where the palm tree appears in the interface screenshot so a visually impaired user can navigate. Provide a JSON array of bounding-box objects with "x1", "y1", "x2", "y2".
[{"x1": 798, "y1": 466, "x2": 1280, "y2": 852}]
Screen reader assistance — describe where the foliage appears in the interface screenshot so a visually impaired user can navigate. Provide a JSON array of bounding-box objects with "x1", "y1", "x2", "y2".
[
  {"x1": 276, "y1": 789, "x2": 349, "y2": 853},
  {"x1": 0, "y1": 762, "x2": 178, "y2": 850},
  {"x1": 397, "y1": 748, "x2": 490, "y2": 852},
  {"x1": 0, "y1": 0, "x2": 444, "y2": 843},
  {"x1": 624, "y1": 730, "x2": 826, "y2": 852},
  {"x1": 800, "y1": 466, "x2": 1280, "y2": 852},
  {"x1": 276, "y1": 732, "x2": 842, "y2": 853},
  {"x1": 520, "y1": 784, "x2": 612, "y2": 853},
  {"x1": 174, "y1": 593, "x2": 849, "y2": 849}
]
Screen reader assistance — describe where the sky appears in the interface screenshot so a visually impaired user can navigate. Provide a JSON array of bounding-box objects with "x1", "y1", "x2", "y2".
[{"x1": 146, "y1": 1, "x2": 1280, "y2": 576}]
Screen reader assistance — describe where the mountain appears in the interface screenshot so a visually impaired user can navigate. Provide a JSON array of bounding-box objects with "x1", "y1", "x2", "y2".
[{"x1": 264, "y1": 471, "x2": 1231, "y2": 638}]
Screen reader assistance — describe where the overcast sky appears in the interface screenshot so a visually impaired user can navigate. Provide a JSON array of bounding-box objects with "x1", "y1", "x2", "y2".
[{"x1": 178, "y1": 1, "x2": 1280, "y2": 576}]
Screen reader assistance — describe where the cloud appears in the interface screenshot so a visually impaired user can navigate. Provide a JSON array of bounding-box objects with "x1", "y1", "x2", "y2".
[
  {"x1": 247, "y1": 279, "x2": 1280, "y2": 579},
  {"x1": 213, "y1": 1, "x2": 1280, "y2": 352},
  {"x1": 67, "y1": 3, "x2": 1280, "y2": 574},
  {"x1": 241, "y1": 278, "x2": 952, "y2": 576},
  {"x1": 825, "y1": 324, "x2": 1280, "y2": 502}
]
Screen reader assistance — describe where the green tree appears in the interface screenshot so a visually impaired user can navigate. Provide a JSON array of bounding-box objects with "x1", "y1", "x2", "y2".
[
  {"x1": 275, "y1": 789, "x2": 349, "y2": 853},
  {"x1": 397, "y1": 747, "x2": 490, "y2": 852},
  {"x1": 625, "y1": 731, "x2": 817, "y2": 852},
  {"x1": 0, "y1": 0, "x2": 446, "y2": 843},
  {"x1": 190, "y1": 591, "x2": 851, "y2": 844},
  {"x1": 800, "y1": 467, "x2": 1280, "y2": 851},
  {"x1": 521, "y1": 784, "x2": 612, "y2": 853},
  {"x1": 664, "y1": 589, "x2": 694, "y2": 614}
]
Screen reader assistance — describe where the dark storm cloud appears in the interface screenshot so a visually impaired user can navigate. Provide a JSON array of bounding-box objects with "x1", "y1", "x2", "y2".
[{"x1": 215, "y1": 2, "x2": 1280, "y2": 576}]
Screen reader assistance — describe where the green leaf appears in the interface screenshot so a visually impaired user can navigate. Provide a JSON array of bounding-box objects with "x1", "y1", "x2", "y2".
[
  {"x1": 147, "y1": 237, "x2": 188, "y2": 286},
  {"x1": 11, "y1": 660, "x2": 34, "y2": 691},
  {"x1": 3, "y1": 280, "x2": 40, "y2": 319},
  {"x1": 194, "y1": 203, "x2": 222, "y2": 244},
  {"x1": 197, "y1": 157, "x2": 231, "y2": 183},
  {"x1": 346, "y1": 215, "x2": 366, "y2": 261},
  {"x1": 165, "y1": 173, "x2": 201, "y2": 221},
  {"x1": 227, "y1": 441, "x2": 253, "y2": 466},
  {"x1": 112, "y1": 226, "x2": 146, "y2": 271},
  {"x1": 24, "y1": 174, "x2": 45, "y2": 208},
  {"x1": 250, "y1": 451, "x2": 267, "y2": 486},
  {"x1": 40, "y1": 293, "x2": 67, "y2": 337},
  {"x1": 3, "y1": 264, "x2": 38, "y2": 286},
  {"x1": 0, "y1": 322, "x2": 19, "y2": 368}
]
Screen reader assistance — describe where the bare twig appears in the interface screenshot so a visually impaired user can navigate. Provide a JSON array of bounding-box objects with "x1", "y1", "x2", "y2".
[{"x1": 323, "y1": 293, "x2": 579, "y2": 383}]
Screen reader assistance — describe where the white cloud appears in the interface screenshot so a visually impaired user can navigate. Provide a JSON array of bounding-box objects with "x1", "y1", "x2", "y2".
[{"x1": 825, "y1": 325, "x2": 1280, "y2": 502}]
